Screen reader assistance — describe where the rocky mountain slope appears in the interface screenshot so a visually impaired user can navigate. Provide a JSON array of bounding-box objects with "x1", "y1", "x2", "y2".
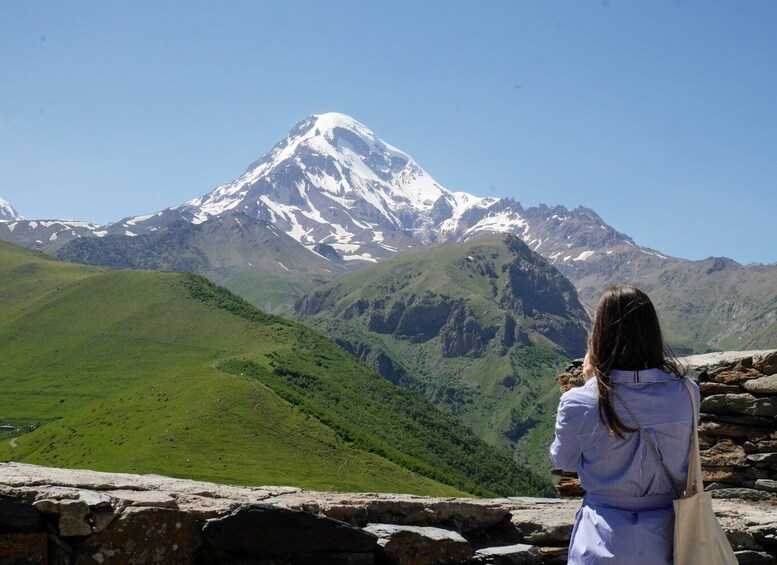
[
  {"x1": 54, "y1": 213, "x2": 348, "y2": 314},
  {"x1": 0, "y1": 240, "x2": 553, "y2": 497},
  {"x1": 296, "y1": 234, "x2": 590, "y2": 472}
]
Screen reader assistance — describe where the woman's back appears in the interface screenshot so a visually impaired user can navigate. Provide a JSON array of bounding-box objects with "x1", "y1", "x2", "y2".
[
  {"x1": 550, "y1": 369, "x2": 699, "y2": 564},
  {"x1": 551, "y1": 368, "x2": 699, "y2": 499}
]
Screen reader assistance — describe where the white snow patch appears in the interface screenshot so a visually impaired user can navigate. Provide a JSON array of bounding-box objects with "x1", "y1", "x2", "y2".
[
  {"x1": 640, "y1": 249, "x2": 668, "y2": 259},
  {"x1": 573, "y1": 250, "x2": 595, "y2": 262},
  {"x1": 125, "y1": 213, "x2": 159, "y2": 226},
  {"x1": 277, "y1": 261, "x2": 290, "y2": 271},
  {"x1": 341, "y1": 253, "x2": 378, "y2": 263},
  {"x1": 125, "y1": 230, "x2": 137, "y2": 237}
]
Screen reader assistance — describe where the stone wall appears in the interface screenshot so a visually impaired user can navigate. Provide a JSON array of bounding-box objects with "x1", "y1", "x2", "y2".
[
  {"x1": 556, "y1": 350, "x2": 777, "y2": 501},
  {"x1": 1, "y1": 462, "x2": 776, "y2": 564}
]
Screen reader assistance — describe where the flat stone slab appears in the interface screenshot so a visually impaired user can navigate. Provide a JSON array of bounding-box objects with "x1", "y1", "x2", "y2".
[
  {"x1": 682, "y1": 350, "x2": 777, "y2": 368},
  {"x1": 475, "y1": 543, "x2": 542, "y2": 564},
  {"x1": 106, "y1": 489, "x2": 177, "y2": 508}
]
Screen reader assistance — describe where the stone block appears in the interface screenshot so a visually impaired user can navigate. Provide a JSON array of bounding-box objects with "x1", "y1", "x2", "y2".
[
  {"x1": 474, "y1": 543, "x2": 542, "y2": 564},
  {"x1": 701, "y1": 394, "x2": 777, "y2": 417},
  {"x1": 204, "y1": 504, "x2": 377, "y2": 558},
  {"x1": 733, "y1": 549, "x2": 776, "y2": 564},
  {"x1": 701, "y1": 412, "x2": 774, "y2": 427},
  {"x1": 709, "y1": 368, "x2": 762, "y2": 384},
  {"x1": 510, "y1": 510, "x2": 574, "y2": 545},
  {"x1": 34, "y1": 499, "x2": 92, "y2": 536},
  {"x1": 742, "y1": 374, "x2": 777, "y2": 394},
  {"x1": 538, "y1": 546, "x2": 568, "y2": 565},
  {"x1": 701, "y1": 439, "x2": 748, "y2": 467},
  {"x1": 709, "y1": 488, "x2": 775, "y2": 502},
  {"x1": 364, "y1": 523, "x2": 473, "y2": 565},
  {"x1": 754, "y1": 479, "x2": 777, "y2": 493},
  {"x1": 699, "y1": 382, "x2": 742, "y2": 395},
  {"x1": 702, "y1": 467, "x2": 745, "y2": 484},
  {"x1": 753, "y1": 351, "x2": 777, "y2": 375},
  {"x1": 73, "y1": 506, "x2": 202, "y2": 564},
  {"x1": 698, "y1": 421, "x2": 749, "y2": 438},
  {"x1": 748, "y1": 453, "x2": 777, "y2": 464}
]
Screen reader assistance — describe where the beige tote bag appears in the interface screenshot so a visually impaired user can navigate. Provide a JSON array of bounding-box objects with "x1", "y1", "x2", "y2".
[{"x1": 673, "y1": 378, "x2": 737, "y2": 565}]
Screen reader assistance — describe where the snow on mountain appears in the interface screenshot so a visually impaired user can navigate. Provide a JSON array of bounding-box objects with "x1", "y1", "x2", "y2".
[
  {"x1": 182, "y1": 112, "x2": 447, "y2": 224},
  {"x1": 0, "y1": 196, "x2": 23, "y2": 221},
  {"x1": 0, "y1": 219, "x2": 105, "y2": 251},
  {"x1": 1, "y1": 113, "x2": 658, "y2": 273},
  {"x1": 117, "y1": 113, "x2": 462, "y2": 261}
]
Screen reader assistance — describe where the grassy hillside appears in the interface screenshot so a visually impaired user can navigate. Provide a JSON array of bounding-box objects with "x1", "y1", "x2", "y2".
[
  {"x1": 0, "y1": 241, "x2": 553, "y2": 496},
  {"x1": 296, "y1": 235, "x2": 588, "y2": 475}
]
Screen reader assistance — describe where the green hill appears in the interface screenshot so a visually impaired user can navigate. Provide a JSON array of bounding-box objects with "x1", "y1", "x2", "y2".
[
  {"x1": 0, "y1": 241, "x2": 553, "y2": 497},
  {"x1": 295, "y1": 235, "x2": 590, "y2": 474}
]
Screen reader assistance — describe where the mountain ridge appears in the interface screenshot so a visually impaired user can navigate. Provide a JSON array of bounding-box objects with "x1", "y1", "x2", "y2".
[{"x1": 2, "y1": 112, "x2": 775, "y2": 350}]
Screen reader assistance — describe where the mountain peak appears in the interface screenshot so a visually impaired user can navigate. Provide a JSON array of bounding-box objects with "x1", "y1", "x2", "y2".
[
  {"x1": 309, "y1": 111, "x2": 368, "y2": 133},
  {"x1": 0, "y1": 196, "x2": 23, "y2": 221}
]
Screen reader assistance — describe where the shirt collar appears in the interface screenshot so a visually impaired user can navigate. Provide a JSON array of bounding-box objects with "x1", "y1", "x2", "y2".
[{"x1": 609, "y1": 368, "x2": 676, "y2": 383}]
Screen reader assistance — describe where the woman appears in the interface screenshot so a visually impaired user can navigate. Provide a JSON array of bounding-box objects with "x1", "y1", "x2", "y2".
[{"x1": 550, "y1": 284, "x2": 699, "y2": 564}]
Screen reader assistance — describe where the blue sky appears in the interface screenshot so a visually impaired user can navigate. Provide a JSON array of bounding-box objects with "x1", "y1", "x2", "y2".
[{"x1": 2, "y1": 1, "x2": 775, "y2": 264}]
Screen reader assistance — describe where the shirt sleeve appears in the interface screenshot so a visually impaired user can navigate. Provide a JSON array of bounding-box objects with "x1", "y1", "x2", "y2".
[{"x1": 549, "y1": 392, "x2": 582, "y2": 472}]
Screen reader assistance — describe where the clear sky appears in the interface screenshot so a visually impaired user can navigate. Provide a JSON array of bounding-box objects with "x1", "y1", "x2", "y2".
[{"x1": 2, "y1": 1, "x2": 775, "y2": 264}]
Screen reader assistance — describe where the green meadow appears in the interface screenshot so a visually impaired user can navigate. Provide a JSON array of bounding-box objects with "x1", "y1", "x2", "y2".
[{"x1": 0, "y1": 241, "x2": 553, "y2": 496}]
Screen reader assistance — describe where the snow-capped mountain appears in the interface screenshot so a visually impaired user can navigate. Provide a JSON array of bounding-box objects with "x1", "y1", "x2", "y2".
[
  {"x1": 0, "y1": 113, "x2": 657, "y2": 275},
  {"x1": 0, "y1": 197, "x2": 22, "y2": 221},
  {"x1": 110, "y1": 112, "x2": 638, "y2": 270},
  {"x1": 118, "y1": 113, "x2": 495, "y2": 262}
]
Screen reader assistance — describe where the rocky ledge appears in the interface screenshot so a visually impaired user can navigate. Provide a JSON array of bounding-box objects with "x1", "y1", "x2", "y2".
[{"x1": 1, "y1": 463, "x2": 776, "y2": 564}]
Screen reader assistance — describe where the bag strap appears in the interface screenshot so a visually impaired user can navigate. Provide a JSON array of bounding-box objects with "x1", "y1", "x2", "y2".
[
  {"x1": 680, "y1": 377, "x2": 703, "y2": 497},
  {"x1": 611, "y1": 385, "x2": 684, "y2": 498}
]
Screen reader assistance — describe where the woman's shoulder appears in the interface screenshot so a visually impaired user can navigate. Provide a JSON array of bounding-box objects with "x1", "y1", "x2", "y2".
[{"x1": 559, "y1": 378, "x2": 600, "y2": 413}]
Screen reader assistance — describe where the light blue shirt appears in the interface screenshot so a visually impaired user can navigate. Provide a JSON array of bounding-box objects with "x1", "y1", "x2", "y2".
[{"x1": 550, "y1": 369, "x2": 700, "y2": 564}]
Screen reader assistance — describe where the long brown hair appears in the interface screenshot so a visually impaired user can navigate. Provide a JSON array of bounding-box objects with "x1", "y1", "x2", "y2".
[{"x1": 588, "y1": 284, "x2": 683, "y2": 438}]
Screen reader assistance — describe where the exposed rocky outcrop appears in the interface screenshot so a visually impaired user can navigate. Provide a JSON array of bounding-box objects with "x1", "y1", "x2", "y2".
[
  {"x1": 1, "y1": 462, "x2": 774, "y2": 564},
  {"x1": 554, "y1": 350, "x2": 777, "y2": 505},
  {"x1": 440, "y1": 301, "x2": 485, "y2": 358}
]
